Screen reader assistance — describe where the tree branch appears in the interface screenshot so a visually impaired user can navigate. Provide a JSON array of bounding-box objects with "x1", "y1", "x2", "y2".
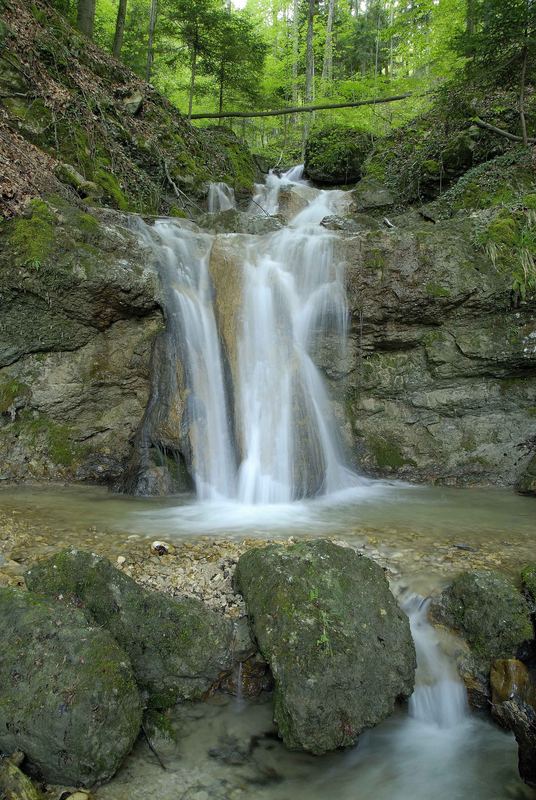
[
  {"x1": 190, "y1": 93, "x2": 414, "y2": 119},
  {"x1": 472, "y1": 117, "x2": 535, "y2": 144}
]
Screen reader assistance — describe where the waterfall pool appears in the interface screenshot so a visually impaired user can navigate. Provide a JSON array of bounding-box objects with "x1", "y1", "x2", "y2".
[{"x1": 1, "y1": 483, "x2": 534, "y2": 798}]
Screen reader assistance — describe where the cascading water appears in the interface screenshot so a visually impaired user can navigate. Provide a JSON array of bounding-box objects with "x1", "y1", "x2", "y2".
[
  {"x1": 208, "y1": 182, "x2": 237, "y2": 213},
  {"x1": 140, "y1": 166, "x2": 368, "y2": 505},
  {"x1": 135, "y1": 219, "x2": 236, "y2": 500},
  {"x1": 236, "y1": 222, "x2": 356, "y2": 503}
]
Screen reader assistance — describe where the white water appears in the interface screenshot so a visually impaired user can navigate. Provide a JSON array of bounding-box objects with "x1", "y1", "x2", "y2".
[
  {"x1": 208, "y1": 181, "x2": 236, "y2": 213},
  {"x1": 142, "y1": 166, "x2": 371, "y2": 505},
  {"x1": 135, "y1": 220, "x2": 237, "y2": 500}
]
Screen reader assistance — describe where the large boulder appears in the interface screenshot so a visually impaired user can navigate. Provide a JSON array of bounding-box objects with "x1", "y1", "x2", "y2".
[
  {"x1": 304, "y1": 124, "x2": 372, "y2": 185},
  {"x1": 235, "y1": 540, "x2": 415, "y2": 754},
  {"x1": 0, "y1": 588, "x2": 142, "y2": 786},
  {"x1": 26, "y1": 549, "x2": 233, "y2": 708}
]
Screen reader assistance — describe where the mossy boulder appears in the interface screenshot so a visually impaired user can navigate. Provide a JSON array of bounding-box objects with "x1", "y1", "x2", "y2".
[
  {"x1": 430, "y1": 571, "x2": 533, "y2": 666},
  {"x1": 235, "y1": 540, "x2": 415, "y2": 754},
  {"x1": 304, "y1": 124, "x2": 373, "y2": 185},
  {"x1": 25, "y1": 550, "x2": 233, "y2": 708},
  {"x1": 0, "y1": 587, "x2": 142, "y2": 786}
]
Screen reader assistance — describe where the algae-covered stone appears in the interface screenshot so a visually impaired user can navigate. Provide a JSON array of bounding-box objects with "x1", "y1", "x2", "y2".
[
  {"x1": 430, "y1": 571, "x2": 533, "y2": 665},
  {"x1": 304, "y1": 124, "x2": 372, "y2": 185},
  {"x1": 235, "y1": 540, "x2": 415, "y2": 754},
  {"x1": 26, "y1": 550, "x2": 233, "y2": 708},
  {"x1": 0, "y1": 588, "x2": 141, "y2": 786}
]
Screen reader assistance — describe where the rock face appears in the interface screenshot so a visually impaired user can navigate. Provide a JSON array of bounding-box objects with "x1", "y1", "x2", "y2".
[
  {"x1": 0, "y1": 201, "x2": 162, "y2": 485},
  {"x1": 25, "y1": 549, "x2": 233, "y2": 708},
  {"x1": 235, "y1": 540, "x2": 415, "y2": 754},
  {"x1": 0, "y1": 587, "x2": 142, "y2": 786},
  {"x1": 325, "y1": 214, "x2": 536, "y2": 487}
]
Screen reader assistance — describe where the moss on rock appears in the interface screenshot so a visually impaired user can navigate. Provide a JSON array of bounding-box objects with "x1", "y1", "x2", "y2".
[
  {"x1": 235, "y1": 540, "x2": 415, "y2": 754},
  {"x1": 430, "y1": 570, "x2": 534, "y2": 666},
  {"x1": 26, "y1": 549, "x2": 234, "y2": 708},
  {"x1": 305, "y1": 124, "x2": 373, "y2": 185},
  {"x1": 0, "y1": 587, "x2": 142, "y2": 786}
]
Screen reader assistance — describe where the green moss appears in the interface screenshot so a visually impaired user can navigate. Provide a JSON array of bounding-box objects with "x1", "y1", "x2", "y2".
[
  {"x1": 368, "y1": 436, "x2": 406, "y2": 469},
  {"x1": 528, "y1": 407, "x2": 536, "y2": 417},
  {"x1": 522, "y1": 193, "x2": 536, "y2": 210},
  {"x1": 14, "y1": 413, "x2": 82, "y2": 467},
  {"x1": 426, "y1": 282, "x2": 451, "y2": 298},
  {"x1": 168, "y1": 205, "x2": 187, "y2": 218},
  {"x1": 305, "y1": 124, "x2": 372, "y2": 185},
  {"x1": 93, "y1": 166, "x2": 129, "y2": 210},
  {"x1": 0, "y1": 379, "x2": 30, "y2": 414},
  {"x1": 423, "y1": 159, "x2": 441, "y2": 176},
  {"x1": 10, "y1": 199, "x2": 56, "y2": 267},
  {"x1": 486, "y1": 215, "x2": 518, "y2": 246}
]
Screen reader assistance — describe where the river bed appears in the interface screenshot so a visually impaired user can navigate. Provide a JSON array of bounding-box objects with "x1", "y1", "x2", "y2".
[{"x1": 1, "y1": 482, "x2": 535, "y2": 799}]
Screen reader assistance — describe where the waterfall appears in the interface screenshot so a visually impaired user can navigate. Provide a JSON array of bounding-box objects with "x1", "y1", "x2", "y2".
[
  {"x1": 136, "y1": 219, "x2": 237, "y2": 500},
  {"x1": 236, "y1": 223, "x2": 356, "y2": 503},
  {"x1": 404, "y1": 594, "x2": 468, "y2": 728},
  {"x1": 140, "y1": 166, "x2": 365, "y2": 504},
  {"x1": 208, "y1": 182, "x2": 236, "y2": 213}
]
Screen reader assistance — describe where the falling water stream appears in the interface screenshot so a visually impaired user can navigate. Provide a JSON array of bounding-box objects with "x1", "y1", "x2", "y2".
[
  {"x1": 96, "y1": 168, "x2": 532, "y2": 799},
  {"x1": 138, "y1": 166, "x2": 367, "y2": 505}
]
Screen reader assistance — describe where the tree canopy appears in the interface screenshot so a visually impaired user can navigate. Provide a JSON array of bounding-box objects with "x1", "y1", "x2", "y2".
[{"x1": 55, "y1": 0, "x2": 535, "y2": 155}]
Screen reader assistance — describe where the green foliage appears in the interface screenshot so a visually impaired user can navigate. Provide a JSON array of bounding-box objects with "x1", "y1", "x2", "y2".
[{"x1": 476, "y1": 209, "x2": 536, "y2": 301}]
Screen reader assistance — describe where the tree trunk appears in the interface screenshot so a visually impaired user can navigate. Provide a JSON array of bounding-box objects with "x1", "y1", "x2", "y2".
[
  {"x1": 145, "y1": 0, "x2": 158, "y2": 83},
  {"x1": 190, "y1": 92, "x2": 414, "y2": 119},
  {"x1": 321, "y1": 0, "x2": 335, "y2": 82},
  {"x1": 466, "y1": 0, "x2": 476, "y2": 36},
  {"x1": 219, "y1": 63, "x2": 225, "y2": 114},
  {"x1": 292, "y1": 0, "x2": 299, "y2": 105},
  {"x1": 188, "y1": 47, "x2": 197, "y2": 120},
  {"x1": 76, "y1": 0, "x2": 96, "y2": 38},
  {"x1": 520, "y1": 40, "x2": 529, "y2": 146},
  {"x1": 112, "y1": 0, "x2": 127, "y2": 59},
  {"x1": 305, "y1": 0, "x2": 315, "y2": 104}
]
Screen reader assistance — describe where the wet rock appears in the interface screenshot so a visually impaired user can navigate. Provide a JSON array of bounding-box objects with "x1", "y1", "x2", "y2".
[
  {"x1": 235, "y1": 540, "x2": 415, "y2": 754},
  {"x1": 491, "y1": 659, "x2": 536, "y2": 707},
  {"x1": 351, "y1": 177, "x2": 394, "y2": 211},
  {"x1": 25, "y1": 549, "x2": 234, "y2": 708},
  {"x1": 0, "y1": 753, "x2": 43, "y2": 800},
  {"x1": 220, "y1": 655, "x2": 274, "y2": 698},
  {"x1": 493, "y1": 699, "x2": 536, "y2": 788},
  {"x1": 518, "y1": 454, "x2": 536, "y2": 496},
  {"x1": 0, "y1": 587, "x2": 142, "y2": 786},
  {"x1": 430, "y1": 571, "x2": 533, "y2": 665},
  {"x1": 430, "y1": 571, "x2": 534, "y2": 706},
  {"x1": 198, "y1": 209, "x2": 283, "y2": 235},
  {"x1": 320, "y1": 213, "x2": 380, "y2": 232}
]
